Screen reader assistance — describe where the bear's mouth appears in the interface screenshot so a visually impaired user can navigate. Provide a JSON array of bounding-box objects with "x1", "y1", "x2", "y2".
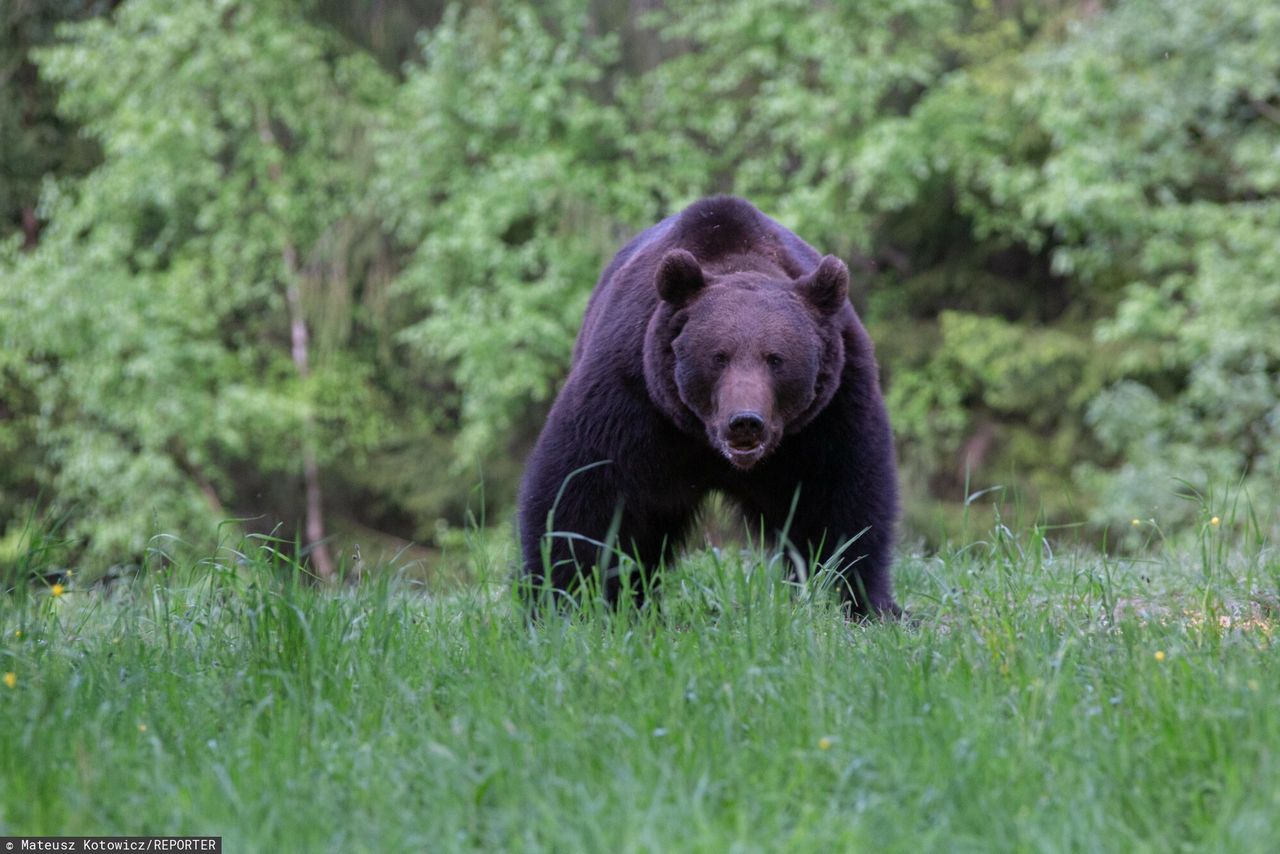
[{"x1": 720, "y1": 440, "x2": 769, "y2": 470}]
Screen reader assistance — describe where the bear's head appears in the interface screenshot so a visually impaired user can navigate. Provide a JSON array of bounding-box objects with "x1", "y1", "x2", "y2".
[{"x1": 644, "y1": 249, "x2": 849, "y2": 470}]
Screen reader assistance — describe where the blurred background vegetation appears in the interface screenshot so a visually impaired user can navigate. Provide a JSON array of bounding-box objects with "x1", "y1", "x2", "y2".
[{"x1": 2, "y1": 0, "x2": 1278, "y2": 582}]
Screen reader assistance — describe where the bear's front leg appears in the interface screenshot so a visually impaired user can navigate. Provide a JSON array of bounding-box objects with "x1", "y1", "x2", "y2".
[
  {"x1": 738, "y1": 403, "x2": 901, "y2": 618},
  {"x1": 745, "y1": 483, "x2": 899, "y2": 618},
  {"x1": 517, "y1": 399, "x2": 700, "y2": 610}
]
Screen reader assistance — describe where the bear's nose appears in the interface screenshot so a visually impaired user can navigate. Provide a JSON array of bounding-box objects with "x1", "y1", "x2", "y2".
[{"x1": 727, "y1": 411, "x2": 766, "y2": 448}]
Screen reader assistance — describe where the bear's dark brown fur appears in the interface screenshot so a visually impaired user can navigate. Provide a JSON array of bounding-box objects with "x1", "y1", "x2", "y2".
[{"x1": 518, "y1": 196, "x2": 900, "y2": 616}]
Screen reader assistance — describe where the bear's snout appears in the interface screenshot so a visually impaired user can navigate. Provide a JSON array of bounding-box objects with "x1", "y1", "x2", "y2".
[
  {"x1": 716, "y1": 409, "x2": 776, "y2": 470},
  {"x1": 711, "y1": 367, "x2": 779, "y2": 469},
  {"x1": 722, "y1": 410, "x2": 771, "y2": 469},
  {"x1": 727, "y1": 411, "x2": 766, "y2": 449}
]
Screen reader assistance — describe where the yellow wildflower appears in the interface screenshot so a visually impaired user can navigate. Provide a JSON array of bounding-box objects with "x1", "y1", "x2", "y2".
[
  {"x1": 2, "y1": 672, "x2": 15, "y2": 689},
  {"x1": 1210, "y1": 516, "x2": 1220, "y2": 527},
  {"x1": 1154, "y1": 650, "x2": 1166, "y2": 662},
  {"x1": 138, "y1": 724, "x2": 148, "y2": 733},
  {"x1": 818, "y1": 737, "x2": 832, "y2": 750},
  {"x1": 1131, "y1": 519, "x2": 1141, "y2": 527},
  {"x1": 50, "y1": 583, "x2": 65, "y2": 598}
]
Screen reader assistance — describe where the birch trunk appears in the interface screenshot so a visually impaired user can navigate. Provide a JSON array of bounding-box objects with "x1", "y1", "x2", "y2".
[{"x1": 282, "y1": 242, "x2": 336, "y2": 581}]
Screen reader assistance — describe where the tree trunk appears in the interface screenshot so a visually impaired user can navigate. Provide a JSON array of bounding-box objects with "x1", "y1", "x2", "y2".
[
  {"x1": 258, "y1": 109, "x2": 335, "y2": 581},
  {"x1": 282, "y1": 242, "x2": 337, "y2": 581},
  {"x1": 21, "y1": 207, "x2": 40, "y2": 250}
]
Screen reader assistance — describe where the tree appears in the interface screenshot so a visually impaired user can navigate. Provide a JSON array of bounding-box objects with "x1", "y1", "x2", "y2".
[
  {"x1": 377, "y1": 0, "x2": 652, "y2": 463},
  {"x1": 0, "y1": 0, "x2": 107, "y2": 248},
  {"x1": 1, "y1": 0, "x2": 394, "y2": 575},
  {"x1": 865, "y1": 0, "x2": 1280, "y2": 527}
]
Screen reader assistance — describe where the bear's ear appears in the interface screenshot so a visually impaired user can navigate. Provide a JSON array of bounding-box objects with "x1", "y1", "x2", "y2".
[
  {"x1": 798, "y1": 255, "x2": 849, "y2": 316},
  {"x1": 655, "y1": 249, "x2": 706, "y2": 307}
]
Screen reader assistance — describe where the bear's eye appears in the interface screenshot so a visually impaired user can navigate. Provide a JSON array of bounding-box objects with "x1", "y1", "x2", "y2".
[
  {"x1": 712, "y1": 352, "x2": 729, "y2": 368},
  {"x1": 765, "y1": 353, "x2": 784, "y2": 369}
]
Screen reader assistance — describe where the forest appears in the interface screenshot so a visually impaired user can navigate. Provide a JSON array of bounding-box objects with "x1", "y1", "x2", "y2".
[{"x1": 3, "y1": 0, "x2": 1279, "y2": 581}]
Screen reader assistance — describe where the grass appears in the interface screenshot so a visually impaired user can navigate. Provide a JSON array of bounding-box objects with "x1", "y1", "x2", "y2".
[{"x1": 1, "y1": 519, "x2": 1278, "y2": 851}]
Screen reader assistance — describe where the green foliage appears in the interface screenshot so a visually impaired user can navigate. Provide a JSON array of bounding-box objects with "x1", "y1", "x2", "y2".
[
  {"x1": 3, "y1": 0, "x2": 1280, "y2": 567},
  {"x1": 377, "y1": 0, "x2": 652, "y2": 462},
  {"x1": 0, "y1": 0, "x2": 104, "y2": 244},
  {"x1": 1, "y1": 0, "x2": 398, "y2": 571},
  {"x1": 852, "y1": 0, "x2": 1280, "y2": 531},
  {"x1": 1015, "y1": 0, "x2": 1280, "y2": 526},
  {"x1": 626, "y1": 0, "x2": 962, "y2": 253},
  {"x1": 887, "y1": 313, "x2": 1099, "y2": 469}
]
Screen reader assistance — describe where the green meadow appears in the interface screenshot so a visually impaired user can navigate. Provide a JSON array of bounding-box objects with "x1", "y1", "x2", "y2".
[{"x1": 3, "y1": 518, "x2": 1276, "y2": 851}]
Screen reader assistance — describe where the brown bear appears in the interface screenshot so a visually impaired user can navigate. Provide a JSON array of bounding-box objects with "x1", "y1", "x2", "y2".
[{"x1": 518, "y1": 196, "x2": 900, "y2": 616}]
